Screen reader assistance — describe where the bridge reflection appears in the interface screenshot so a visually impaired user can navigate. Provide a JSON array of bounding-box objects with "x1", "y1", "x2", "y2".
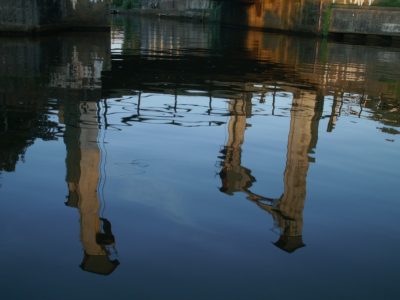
[
  {"x1": 52, "y1": 33, "x2": 119, "y2": 274},
  {"x1": 0, "y1": 32, "x2": 119, "y2": 275},
  {"x1": 60, "y1": 99, "x2": 119, "y2": 275},
  {"x1": 219, "y1": 90, "x2": 322, "y2": 252},
  {"x1": 0, "y1": 17, "x2": 399, "y2": 275},
  {"x1": 104, "y1": 17, "x2": 399, "y2": 254}
]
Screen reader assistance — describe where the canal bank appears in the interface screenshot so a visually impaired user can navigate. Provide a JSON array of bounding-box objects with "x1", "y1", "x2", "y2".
[
  {"x1": 1, "y1": 0, "x2": 399, "y2": 38},
  {"x1": 111, "y1": 0, "x2": 400, "y2": 38},
  {"x1": 329, "y1": 6, "x2": 400, "y2": 37}
]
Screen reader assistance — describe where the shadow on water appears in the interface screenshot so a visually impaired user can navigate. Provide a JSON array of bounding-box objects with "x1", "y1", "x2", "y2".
[{"x1": 0, "y1": 16, "x2": 399, "y2": 283}]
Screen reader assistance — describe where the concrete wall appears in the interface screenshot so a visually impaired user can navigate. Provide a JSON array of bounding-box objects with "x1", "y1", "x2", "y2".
[
  {"x1": 134, "y1": 0, "x2": 221, "y2": 20},
  {"x1": 221, "y1": 0, "x2": 324, "y2": 33},
  {"x1": 329, "y1": 7, "x2": 400, "y2": 37},
  {"x1": 0, "y1": 0, "x2": 110, "y2": 32},
  {"x1": 115, "y1": 0, "x2": 400, "y2": 37},
  {"x1": 0, "y1": 1, "x2": 43, "y2": 32},
  {"x1": 140, "y1": 0, "x2": 215, "y2": 10},
  {"x1": 65, "y1": 0, "x2": 110, "y2": 28},
  {"x1": 220, "y1": 0, "x2": 400, "y2": 37}
]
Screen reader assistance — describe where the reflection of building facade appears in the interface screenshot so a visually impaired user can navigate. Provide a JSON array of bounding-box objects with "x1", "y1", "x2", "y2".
[
  {"x1": 219, "y1": 90, "x2": 322, "y2": 252},
  {"x1": 60, "y1": 100, "x2": 119, "y2": 275}
]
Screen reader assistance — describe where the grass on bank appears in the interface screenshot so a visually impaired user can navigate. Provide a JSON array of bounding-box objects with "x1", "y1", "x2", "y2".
[{"x1": 373, "y1": 0, "x2": 400, "y2": 7}]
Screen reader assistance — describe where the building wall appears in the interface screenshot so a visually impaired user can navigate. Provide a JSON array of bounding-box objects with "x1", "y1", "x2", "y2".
[{"x1": 0, "y1": 0, "x2": 40, "y2": 31}]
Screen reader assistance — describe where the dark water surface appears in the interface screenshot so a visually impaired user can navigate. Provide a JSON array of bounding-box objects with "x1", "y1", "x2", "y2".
[{"x1": 0, "y1": 16, "x2": 399, "y2": 299}]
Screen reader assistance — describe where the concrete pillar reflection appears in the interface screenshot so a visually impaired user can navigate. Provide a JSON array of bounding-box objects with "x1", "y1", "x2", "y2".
[
  {"x1": 259, "y1": 91, "x2": 322, "y2": 252},
  {"x1": 60, "y1": 100, "x2": 119, "y2": 275},
  {"x1": 219, "y1": 95, "x2": 255, "y2": 195},
  {"x1": 219, "y1": 90, "x2": 322, "y2": 253}
]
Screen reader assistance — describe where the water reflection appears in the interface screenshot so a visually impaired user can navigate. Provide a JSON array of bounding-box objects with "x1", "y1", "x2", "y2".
[
  {"x1": 0, "y1": 101, "x2": 58, "y2": 172},
  {"x1": 0, "y1": 33, "x2": 110, "y2": 172},
  {"x1": 219, "y1": 90, "x2": 323, "y2": 252},
  {"x1": 108, "y1": 16, "x2": 400, "y2": 130},
  {"x1": 0, "y1": 16, "x2": 399, "y2": 295},
  {"x1": 104, "y1": 17, "x2": 399, "y2": 258},
  {"x1": 60, "y1": 99, "x2": 119, "y2": 275},
  {"x1": 0, "y1": 32, "x2": 120, "y2": 275}
]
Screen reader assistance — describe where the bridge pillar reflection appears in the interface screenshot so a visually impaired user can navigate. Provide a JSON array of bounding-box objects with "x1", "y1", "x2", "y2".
[
  {"x1": 220, "y1": 89, "x2": 323, "y2": 253},
  {"x1": 219, "y1": 94, "x2": 254, "y2": 195},
  {"x1": 263, "y1": 90, "x2": 322, "y2": 252},
  {"x1": 60, "y1": 100, "x2": 119, "y2": 275}
]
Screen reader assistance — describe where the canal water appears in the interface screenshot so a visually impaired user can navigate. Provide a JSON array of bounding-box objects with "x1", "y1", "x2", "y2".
[{"x1": 0, "y1": 16, "x2": 399, "y2": 299}]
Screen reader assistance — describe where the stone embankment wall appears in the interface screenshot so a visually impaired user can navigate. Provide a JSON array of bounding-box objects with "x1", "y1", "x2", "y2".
[
  {"x1": 329, "y1": 7, "x2": 400, "y2": 37},
  {"x1": 140, "y1": 0, "x2": 214, "y2": 10},
  {"x1": 129, "y1": 0, "x2": 221, "y2": 20},
  {"x1": 0, "y1": 0, "x2": 110, "y2": 32},
  {"x1": 221, "y1": 0, "x2": 400, "y2": 37},
  {"x1": 124, "y1": 0, "x2": 400, "y2": 37}
]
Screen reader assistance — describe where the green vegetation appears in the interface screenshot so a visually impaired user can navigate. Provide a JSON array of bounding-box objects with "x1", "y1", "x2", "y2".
[
  {"x1": 373, "y1": 0, "x2": 400, "y2": 7},
  {"x1": 322, "y1": 4, "x2": 333, "y2": 37}
]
